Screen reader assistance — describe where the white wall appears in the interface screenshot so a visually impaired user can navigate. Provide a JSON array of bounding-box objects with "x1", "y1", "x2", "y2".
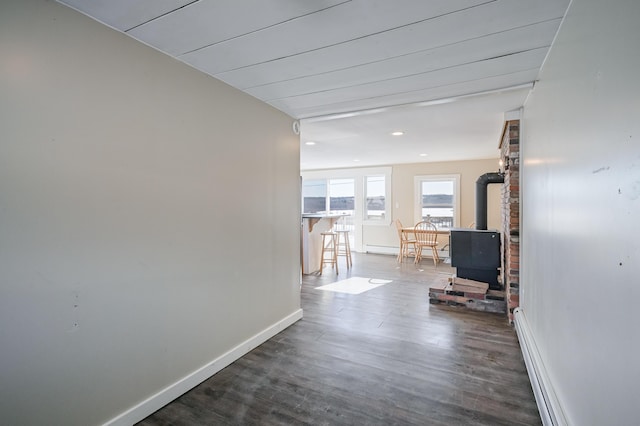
[
  {"x1": 521, "y1": 0, "x2": 640, "y2": 424},
  {"x1": 0, "y1": 1, "x2": 301, "y2": 425}
]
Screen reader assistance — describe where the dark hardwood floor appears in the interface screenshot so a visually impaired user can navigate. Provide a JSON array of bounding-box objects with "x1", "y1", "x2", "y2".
[{"x1": 138, "y1": 253, "x2": 541, "y2": 426}]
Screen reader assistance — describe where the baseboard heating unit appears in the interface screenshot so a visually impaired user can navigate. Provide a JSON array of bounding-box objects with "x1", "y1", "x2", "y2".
[{"x1": 513, "y1": 307, "x2": 568, "y2": 426}]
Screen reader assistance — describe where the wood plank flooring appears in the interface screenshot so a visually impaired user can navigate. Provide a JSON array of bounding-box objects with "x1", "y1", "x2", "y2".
[{"x1": 138, "y1": 253, "x2": 541, "y2": 425}]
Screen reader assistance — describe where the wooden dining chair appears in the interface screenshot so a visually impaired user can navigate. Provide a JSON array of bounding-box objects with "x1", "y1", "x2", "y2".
[
  {"x1": 395, "y1": 219, "x2": 416, "y2": 262},
  {"x1": 414, "y1": 221, "x2": 440, "y2": 266}
]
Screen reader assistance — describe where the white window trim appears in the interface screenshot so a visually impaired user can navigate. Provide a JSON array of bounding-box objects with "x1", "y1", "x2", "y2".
[{"x1": 414, "y1": 174, "x2": 460, "y2": 228}]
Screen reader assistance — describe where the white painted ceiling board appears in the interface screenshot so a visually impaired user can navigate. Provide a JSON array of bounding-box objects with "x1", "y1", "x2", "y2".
[
  {"x1": 59, "y1": 0, "x2": 195, "y2": 31},
  {"x1": 215, "y1": 18, "x2": 560, "y2": 93},
  {"x1": 283, "y1": 70, "x2": 539, "y2": 119},
  {"x1": 127, "y1": 0, "x2": 349, "y2": 56},
  {"x1": 55, "y1": 0, "x2": 570, "y2": 170},
  {"x1": 180, "y1": 0, "x2": 492, "y2": 75},
  {"x1": 245, "y1": 35, "x2": 553, "y2": 101},
  {"x1": 266, "y1": 50, "x2": 546, "y2": 112},
  {"x1": 213, "y1": 0, "x2": 567, "y2": 90},
  {"x1": 253, "y1": 18, "x2": 557, "y2": 89}
]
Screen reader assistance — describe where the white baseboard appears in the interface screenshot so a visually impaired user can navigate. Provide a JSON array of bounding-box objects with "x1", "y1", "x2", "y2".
[
  {"x1": 363, "y1": 245, "x2": 398, "y2": 255},
  {"x1": 104, "y1": 308, "x2": 304, "y2": 426},
  {"x1": 363, "y1": 245, "x2": 450, "y2": 259},
  {"x1": 513, "y1": 307, "x2": 567, "y2": 426}
]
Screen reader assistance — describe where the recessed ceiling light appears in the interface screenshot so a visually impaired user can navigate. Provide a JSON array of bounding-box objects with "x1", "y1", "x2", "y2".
[
  {"x1": 419, "y1": 153, "x2": 428, "y2": 157},
  {"x1": 305, "y1": 141, "x2": 316, "y2": 145},
  {"x1": 353, "y1": 159, "x2": 361, "y2": 162},
  {"x1": 391, "y1": 131, "x2": 404, "y2": 136}
]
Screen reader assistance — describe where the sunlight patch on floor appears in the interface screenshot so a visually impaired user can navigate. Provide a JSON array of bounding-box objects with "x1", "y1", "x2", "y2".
[{"x1": 315, "y1": 277, "x2": 393, "y2": 295}]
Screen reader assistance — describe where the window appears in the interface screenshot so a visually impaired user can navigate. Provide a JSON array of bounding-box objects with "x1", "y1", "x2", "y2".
[
  {"x1": 302, "y1": 178, "x2": 355, "y2": 216},
  {"x1": 301, "y1": 167, "x2": 391, "y2": 226},
  {"x1": 415, "y1": 175, "x2": 460, "y2": 229},
  {"x1": 302, "y1": 179, "x2": 326, "y2": 213},
  {"x1": 329, "y1": 178, "x2": 355, "y2": 215},
  {"x1": 365, "y1": 175, "x2": 386, "y2": 221}
]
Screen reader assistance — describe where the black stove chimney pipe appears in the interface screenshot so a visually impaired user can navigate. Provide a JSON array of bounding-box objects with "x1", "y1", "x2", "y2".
[{"x1": 476, "y1": 172, "x2": 504, "y2": 230}]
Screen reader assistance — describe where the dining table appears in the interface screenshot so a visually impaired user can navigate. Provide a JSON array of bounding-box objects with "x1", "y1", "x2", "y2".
[
  {"x1": 402, "y1": 226, "x2": 451, "y2": 235},
  {"x1": 401, "y1": 227, "x2": 451, "y2": 237}
]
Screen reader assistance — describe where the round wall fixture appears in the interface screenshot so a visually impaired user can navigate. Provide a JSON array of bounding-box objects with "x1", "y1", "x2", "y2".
[{"x1": 292, "y1": 120, "x2": 300, "y2": 135}]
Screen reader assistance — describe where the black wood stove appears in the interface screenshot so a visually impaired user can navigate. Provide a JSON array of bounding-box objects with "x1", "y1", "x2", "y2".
[
  {"x1": 450, "y1": 229, "x2": 501, "y2": 289},
  {"x1": 450, "y1": 172, "x2": 504, "y2": 290}
]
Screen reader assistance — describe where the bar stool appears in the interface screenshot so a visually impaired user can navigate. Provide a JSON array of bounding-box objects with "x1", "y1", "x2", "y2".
[
  {"x1": 319, "y1": 232, "x2": 338, "y2": 274},
  {"x1": 335, "y1": 230, "x2": 352, "y2": 269}
]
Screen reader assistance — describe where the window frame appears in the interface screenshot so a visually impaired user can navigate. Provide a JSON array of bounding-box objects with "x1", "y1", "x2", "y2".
[{"x1": 414, "y1": 174, "x2": 460, "y2": 230}]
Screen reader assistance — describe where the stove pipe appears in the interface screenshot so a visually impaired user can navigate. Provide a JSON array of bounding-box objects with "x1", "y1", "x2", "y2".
[{"x1": 475, "y1": 172, "x2": 504, "y2": 230}]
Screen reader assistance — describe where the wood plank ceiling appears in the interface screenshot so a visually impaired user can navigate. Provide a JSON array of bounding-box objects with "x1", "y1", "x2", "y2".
[{"x1": 57, "y1": 0, "x2": 570, "y2": 169}]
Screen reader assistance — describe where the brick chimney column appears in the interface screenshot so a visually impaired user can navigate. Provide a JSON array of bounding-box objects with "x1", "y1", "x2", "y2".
[{"x1": 500, "y1": 120, "x2": 520, "y2": 323}]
